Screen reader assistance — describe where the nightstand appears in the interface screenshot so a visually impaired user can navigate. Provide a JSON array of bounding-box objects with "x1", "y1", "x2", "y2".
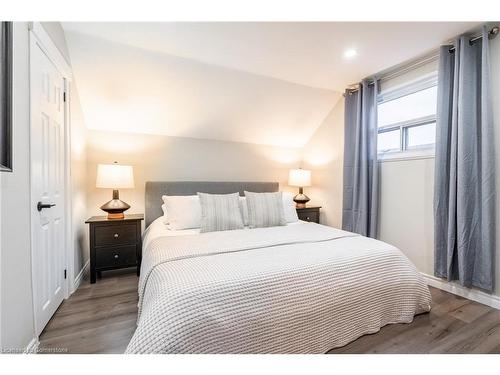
[
  {"x1": 296, "y1": 206, "x2": 321, "y2": 224},
  {"x1": 85, "y1": 214, "x2": 144, "y2": 283}
]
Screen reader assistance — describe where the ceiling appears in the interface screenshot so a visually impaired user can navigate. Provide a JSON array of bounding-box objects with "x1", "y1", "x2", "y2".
[
  {"x1": 61, "y1": 22, "x2": 478, "y2": 147},
  {"x1": 62, "y1": 22, "x2": 478, "y2": 91}
]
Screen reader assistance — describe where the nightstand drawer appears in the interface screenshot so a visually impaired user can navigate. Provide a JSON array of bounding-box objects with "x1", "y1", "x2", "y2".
[
  {"x1": 94, "y1": 224, "x2": 137, "y2": 247},
  {"x1": 296, "y1": 208, "x2": 320, "y2": 223},
  {"x1": 96, "y1": 245, "x2": 137, "y2": 269}
]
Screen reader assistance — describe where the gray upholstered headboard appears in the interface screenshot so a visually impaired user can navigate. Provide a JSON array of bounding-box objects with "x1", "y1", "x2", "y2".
[{"x1": 145, "y1": 181, "x2": 279, "y2": 227}]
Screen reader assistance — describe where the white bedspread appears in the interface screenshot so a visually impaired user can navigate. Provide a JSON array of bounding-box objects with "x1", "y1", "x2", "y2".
[{"x1": 126, "y1": 221, "x2": 431, "y2": 353}]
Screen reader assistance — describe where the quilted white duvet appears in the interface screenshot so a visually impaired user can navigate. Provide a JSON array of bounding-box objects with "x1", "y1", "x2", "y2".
[{"x1": 125, "y1": 222, "x2": 431, "y2": 353}]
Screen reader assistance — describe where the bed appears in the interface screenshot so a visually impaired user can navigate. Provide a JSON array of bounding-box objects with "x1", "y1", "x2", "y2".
[{"x1": 125, "y1": 181, "x2": 431, "y2": 354}]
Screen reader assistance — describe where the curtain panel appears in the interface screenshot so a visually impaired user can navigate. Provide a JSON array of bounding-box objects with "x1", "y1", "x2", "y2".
[
  {"x1": 434, "y1": 26, "x2": 496, "y2": 291},
  {"x1": 342, "y1": 79, "x2": 379, "y2": 238}
]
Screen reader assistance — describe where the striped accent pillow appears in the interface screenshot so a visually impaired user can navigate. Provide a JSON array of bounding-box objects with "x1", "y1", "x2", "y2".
[
  {"x1": 198, "y1": 192, "x2": 244, "y2": 233},
  {"x1": 244, "y1": 191, "x2": 287, "y2": 228}
]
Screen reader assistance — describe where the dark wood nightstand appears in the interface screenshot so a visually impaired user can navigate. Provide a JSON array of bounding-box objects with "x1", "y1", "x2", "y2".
[
  {"x1": 296, "y1": 206, "x2": 321, "y2": 224},
  {"x1": 85, "y1": 214, "x2": 144, "y2": 284}
]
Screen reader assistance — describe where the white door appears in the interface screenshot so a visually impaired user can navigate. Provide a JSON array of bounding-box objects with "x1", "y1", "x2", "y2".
[{"x1": 30, "y1": 36, "x2": 67, "y2": 336}]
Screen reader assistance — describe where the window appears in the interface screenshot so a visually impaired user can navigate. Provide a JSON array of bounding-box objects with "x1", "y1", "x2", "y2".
[{"x1": 377, "y1": 75, "x2": 437, "y2": 159}]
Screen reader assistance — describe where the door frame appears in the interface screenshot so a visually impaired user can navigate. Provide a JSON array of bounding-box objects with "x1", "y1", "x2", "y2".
[{"x1": 28, "y1": 22, "x2": 73, "y2": 336}]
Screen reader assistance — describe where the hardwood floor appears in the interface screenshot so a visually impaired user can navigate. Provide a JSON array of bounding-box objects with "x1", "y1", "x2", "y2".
[
  {"x1": 328, "y1": 287, "x2": 500, "y2": 354},
  {"x1": 39, "y1": 269, "x2": 138, "y2": 354},
  {"x1": 39, "y1": 270, "x2": 500, "y2": 354}
]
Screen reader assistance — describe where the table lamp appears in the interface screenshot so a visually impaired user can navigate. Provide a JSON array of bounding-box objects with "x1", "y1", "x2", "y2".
[
  {"x1": 288, "y1": 168, "x2": 312, "y2": 208},
  {"x1": 96, "y1": 162, "x2": 134, "y2": 219}
]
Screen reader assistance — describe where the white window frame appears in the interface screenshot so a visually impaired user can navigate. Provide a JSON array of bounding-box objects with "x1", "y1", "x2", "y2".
[{"x1": 377, "y1": 73, "x2": 438, "y2": 161}]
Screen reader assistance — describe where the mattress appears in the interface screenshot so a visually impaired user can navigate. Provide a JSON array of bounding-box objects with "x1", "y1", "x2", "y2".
[{"x1": 126, "y1": 219, "x2": 431, "y2": 353}]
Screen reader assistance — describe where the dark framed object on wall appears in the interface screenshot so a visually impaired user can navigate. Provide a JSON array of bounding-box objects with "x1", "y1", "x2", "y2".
[{"x1": 0, "y1": 22, "x2": 13, "y2": 172}]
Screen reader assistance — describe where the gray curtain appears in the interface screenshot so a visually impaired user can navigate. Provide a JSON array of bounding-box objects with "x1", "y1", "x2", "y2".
[
  {"x1": 342, "y1": 79, "x2": 379, "y2": 238},
  {"x1": 434, "y1": 26, "x2": 496, "y2": 291}
]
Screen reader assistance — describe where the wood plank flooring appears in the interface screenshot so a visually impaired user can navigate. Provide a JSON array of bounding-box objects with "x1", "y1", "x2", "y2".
[
  {"x1": 39, "y1": 270, "x2": 500, "y2": 354},
  {"x1": 39, "y1": 269, "x2": 139, "y2": 354}
]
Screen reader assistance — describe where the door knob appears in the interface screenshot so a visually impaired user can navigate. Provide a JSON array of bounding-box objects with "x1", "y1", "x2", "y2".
[{"x1": 37, "y1": 202, "x2": 56, "y2": 212}]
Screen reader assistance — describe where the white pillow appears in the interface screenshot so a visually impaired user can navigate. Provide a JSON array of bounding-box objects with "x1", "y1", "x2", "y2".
[
  {"x1": 161, "y1": 203, "x2": 168, "y2": 224},
  {"x1": 244, "y1": 191, "x2": 286, "y2": 228},
  {"x1": 239, "y1": 196, "x2": 249, "y2": 226},
  {"x1": 282, "y1": 192, "x2": 299, "y2": 223},
  {"x1": 198, "y1": 193, "x2": 244, "y2": 233},
  {"x1": 240, "y1": 193, "x2": 298, "y2": 225},
  {"x1": 161, "y1": 195, "x2": 201, "y2": 230}
]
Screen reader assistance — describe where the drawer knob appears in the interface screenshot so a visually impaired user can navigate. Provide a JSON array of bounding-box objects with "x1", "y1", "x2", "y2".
[
  {"x1": 114, "y1": 254, "x2": 119, "y2": 259},
  {"x1": 114, "y1": 233, "x2": 119, "y2": 238}
]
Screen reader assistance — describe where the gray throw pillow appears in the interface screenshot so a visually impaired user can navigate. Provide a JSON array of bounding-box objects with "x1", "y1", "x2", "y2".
[
  {"x1": 198, "y1": 192, "x2": 244, "y2": 233},
  {"x1": 244, "y1": 191, "x2": 287, "y2": 228}
]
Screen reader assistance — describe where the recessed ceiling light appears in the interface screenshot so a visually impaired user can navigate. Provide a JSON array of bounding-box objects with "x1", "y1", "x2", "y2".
[{"x1": 343, "y1": 48, "x2": 358, "y2": 59}]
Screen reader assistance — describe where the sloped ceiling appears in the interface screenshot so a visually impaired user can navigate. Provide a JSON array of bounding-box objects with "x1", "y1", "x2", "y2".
[{"x1": 62, "y1": 22, "x2": 477, "y2": 147}]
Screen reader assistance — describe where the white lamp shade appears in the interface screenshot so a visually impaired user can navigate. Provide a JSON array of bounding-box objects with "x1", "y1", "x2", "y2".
[
  {"x1": 288, "y1": 169, "x2": 311, "y2": 187},
  {"x1": 96, "y1": 164, "x2": 135, "y2": 189}
]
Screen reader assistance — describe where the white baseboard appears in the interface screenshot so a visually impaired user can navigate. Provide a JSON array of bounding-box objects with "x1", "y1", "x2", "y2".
[
  {"x1": 24, "y1": 337, "x2": 39, "y2": 354},
  {"x1": 421, "y1": 272, "x2": 500, "y2": 310},
  {"x1": 72, "y1": 260, "x2": 90, "y2": 294}
]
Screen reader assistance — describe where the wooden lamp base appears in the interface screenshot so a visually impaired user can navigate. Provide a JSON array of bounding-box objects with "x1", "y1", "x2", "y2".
[{"x1": 106, "y1": 212, "x2": 125, "y2": 220}]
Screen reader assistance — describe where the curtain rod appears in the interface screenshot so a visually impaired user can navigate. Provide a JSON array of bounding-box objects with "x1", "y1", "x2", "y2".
[
  {"x1": 345, "y1": 25, "x2": 499, "y2": 94},
  {"x1": 448, "y1": 25, "x2": 499, "y2": 52},
  {"x1": 344, "y1": 52, "x2": 439, "y2": 93}
]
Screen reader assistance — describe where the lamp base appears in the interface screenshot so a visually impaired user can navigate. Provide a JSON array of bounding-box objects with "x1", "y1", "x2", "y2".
[
  {"x1": 100, "y1": 190, "x2": 130, "y2": 220},
  {"x1": 106, "y1": 212, "x2": 125, "y2": 220},
  {"x1": 293, "y1": 187, "x2": 310, "y2": 208}
]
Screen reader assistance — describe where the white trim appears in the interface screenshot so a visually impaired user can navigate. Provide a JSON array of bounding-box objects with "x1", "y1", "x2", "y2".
[
  {"x1": 378, "y1": 150, "x2": 435, "y2": 162},
  {"x1": 378, "y1": 114, "x2": 436, "y2": 133},
  {"x1": 24, "y1": 337, "x2": 39, "y2": 354},
  {"x1": 72, "y1": 260, "x2": 90, "y2": 294},
  {"x1": 421, "y1": 273, "x2": 500, "y2": 310},
  {"x1": 28, "y1": 23, "x2": 72, "y2": 80}
]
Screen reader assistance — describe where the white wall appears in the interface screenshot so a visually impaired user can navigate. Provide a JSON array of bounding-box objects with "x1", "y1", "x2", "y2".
[
  {"x1": 66, "y1": 28, "x2": 337, "y2": 229},
  {"x1": 302, "y1": 98, "x2": 344, "y2": 227},
  {"x1": 64, "y1": 30, "x2": 341, "y2": 148},
  {"x1": 0, "y1": 22, "x2": 35, "y2": 351},
  {"x1": 40, "y1": 22, "x2": 72, "y2": 63},
  {"x1": 86, "y1": 130, "x2": 301, "y2": 219},
  {"x1": 378, "y1": 158, "x2": 435, "y2": 274},
  {"x1": 69, "y1": 81, "x2": 89, "y2": 286}
]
